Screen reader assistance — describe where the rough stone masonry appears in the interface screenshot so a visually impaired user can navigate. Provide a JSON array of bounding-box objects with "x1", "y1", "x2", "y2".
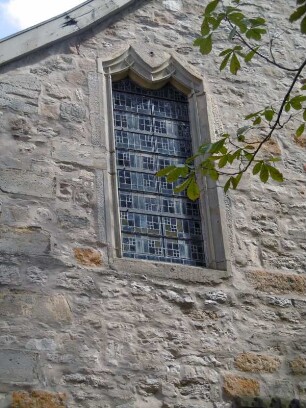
[{"x1": 0, "y1": 0, "x2": 306, "y2": 407}]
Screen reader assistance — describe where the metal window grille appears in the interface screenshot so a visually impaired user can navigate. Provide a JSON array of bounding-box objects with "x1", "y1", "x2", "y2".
[{"x1": 112, "y1": 78, "x2": 206, "y2": 266}]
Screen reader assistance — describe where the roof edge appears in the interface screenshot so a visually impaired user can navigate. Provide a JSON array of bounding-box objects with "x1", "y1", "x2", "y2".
[{"x1": 0, "y1": 0, "x2": 137, "y2": 68}]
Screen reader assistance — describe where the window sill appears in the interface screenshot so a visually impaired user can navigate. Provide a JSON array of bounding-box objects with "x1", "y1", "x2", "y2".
[{"x1": 110, "y1": 258, "x2": 231, "y2": 284}]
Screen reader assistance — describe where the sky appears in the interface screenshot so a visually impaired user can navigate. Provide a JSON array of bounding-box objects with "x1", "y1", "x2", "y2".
[{"x1": 0, "y1": 0, "x2": 85, "y2": 39}]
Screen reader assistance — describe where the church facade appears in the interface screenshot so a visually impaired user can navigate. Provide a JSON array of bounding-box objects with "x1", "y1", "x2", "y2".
[{"x1": 0, "y1": 0, "x2": 305, "y2": 407}]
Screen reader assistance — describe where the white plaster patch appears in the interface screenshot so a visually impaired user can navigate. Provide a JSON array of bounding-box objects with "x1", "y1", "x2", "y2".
[{"x1": 163, "y1": 0, "x2": 182, "y2": 12}]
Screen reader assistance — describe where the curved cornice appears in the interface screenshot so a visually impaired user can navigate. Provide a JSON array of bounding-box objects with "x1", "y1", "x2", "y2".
[
  {"x1": 0, "y1": 0, "x2": 138, "y2": 68},
  {"x1": 98, "y1": 46, "x2": 204, "y2": 94}
]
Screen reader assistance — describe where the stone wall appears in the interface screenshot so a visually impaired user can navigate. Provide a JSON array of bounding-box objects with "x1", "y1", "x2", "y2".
[{"x1": 0, "y1": 0, "x2": 305, "y2": 407}]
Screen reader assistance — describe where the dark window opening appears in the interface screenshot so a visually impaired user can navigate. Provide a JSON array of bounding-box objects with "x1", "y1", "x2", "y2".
[{"x1": 112, "y1": 78, "x2": 206, "y2": 266}]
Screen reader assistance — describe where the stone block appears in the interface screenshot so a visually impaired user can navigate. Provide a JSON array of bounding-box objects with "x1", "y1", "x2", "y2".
[
  {"x1": 0, "y1": 169, "x2": 53, "y2": 198},
  {"x1": 1, "y1": 75, "x2": 41, "y2": 91},
  {"x1": 0, "y1": 265, "x2": 20, "y2": 285},
  {"x1": 57, "y1": 210, "x2": 90, "y2": 229},
  {"x1": 234, "y1": 353, "x2": 281, "y2": 373},
  {"x1": 52, "y1": 141, "x2": 107, "y2": 169},
  {"x1": 0, "y1": 96, "x2": 37, "y2": 114},
  {"x1": 0, "y1": 349, "x2": 39, "y2": 384},
  {"x1": 289, "y1": 356, "x2": 306, "y2": 375},
  {"x1": 11, "y1": 390, "x2": 67, "y2": 408},
  {"x1": 0, "y1": 293, "x2": 72, "y2": 325},
  {"x1": 60, "y1": 102, "x2": 86, "y2": 122},
  {"x1": 223, "y1": 375, "x2": 260, "y2": 397},
  {"x1": 0, "y1": 227, "x2": 50, "y2": 255},
  {"x1": 246, "y1": 270, "x2": 306, "y2": 294},
  {"x1": 74, "y1": 247, "x2": 102, "y2": 267}
]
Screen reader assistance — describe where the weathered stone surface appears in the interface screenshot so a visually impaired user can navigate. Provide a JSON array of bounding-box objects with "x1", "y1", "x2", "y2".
[
  {"x1": 52, "y1": 141, "x2": 107, "y2": 169},
  {"x1": 57, "y1": 210, "x2": 90, "y2": 229},
  {"x1": 0, "y1": 293, "x2": 72, "y2": 324},
  {"x1": 223, "y1": 375, "x2": 260, "y2": 398},
  {"x1": 60, "y1": 102, "x2": 86, "y2": 122},
  {"x1": 0, "y1": 265, "x2": 20, "y2": 285},
  {"x1": 0, "y1": 227, "x2": 50, "y2": 255},
  {"x1": 0, "y1": 350, "x2": 39, "y2": 384},
  {"x1": 234, "y1": 353, "x2": 281, "y2": 373},
  {"x1": 246, "y1": 270, "x2": 306, "y2": 294},
  {"x1": 0, "y1": 0, "x2": 305, "y2": 406},
  {"x1": 289, "y1": 356, "x2": 306, "y2": 375},
  {"x1": 74, "y1": 248, "x2": 102, "y2": 267},
  {"x1": 11, "y1": 391, "x2": 67, "y2": 408},
  {"x1": 0, "y1": 169, "x2": 53, "y2": 198}
]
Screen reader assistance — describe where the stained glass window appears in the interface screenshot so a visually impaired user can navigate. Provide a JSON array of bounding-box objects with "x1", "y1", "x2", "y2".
[{"x1": 112, "y1": 78, "x2": 206, "y2": 266}]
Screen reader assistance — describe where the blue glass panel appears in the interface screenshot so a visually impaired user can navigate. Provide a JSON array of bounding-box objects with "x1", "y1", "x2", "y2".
[{"x1": 113, "y1": 78, "x2": 205, "y2": 266}]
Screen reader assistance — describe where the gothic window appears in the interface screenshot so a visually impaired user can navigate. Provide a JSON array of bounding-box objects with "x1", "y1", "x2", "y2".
[{"x1": 112, "y1": 78, "x2": 206, "y2": 267}]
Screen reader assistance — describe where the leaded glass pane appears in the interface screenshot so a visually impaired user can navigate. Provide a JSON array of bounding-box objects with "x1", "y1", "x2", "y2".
[{"x1": 113, "y1": 78, "x2": 206, "y2": 266}]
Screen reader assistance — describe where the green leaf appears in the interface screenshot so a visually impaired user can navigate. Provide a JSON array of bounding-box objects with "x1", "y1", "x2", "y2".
[
  {"x1": 209, "y1": 138, "x2": 226, "y2": 153},
  {"x1": 253, "y1": 116, "x2": 261, "y2": 125},
  {"x1": 260, "y1": 164, "x2": 269, "y2": 183},
  {"x1": 244, "y1": 152, "x2": 253, "y2": 161},
  {"x1": 303, "y1": 109, "x2": 306, "y2": 121},
  {"x1": 264, "y1": 109, "x2": 274, "y2": 122},
  {"x1": 208, "y1": 169, "x2": 219, "y2": 181},
  {"x1": 268, "y1": 166, "x2": 284, "y2": 182},
  {"x1": 228, "y1": 12, "x2": 244, "y2": 24},
  {"x1": 224, "y1": 178, "x2": 231, "y2": 193},
  {"x1": 156, "y1": 165, "x2": 175, "y2": 177},
  {"x1": 244, "y1": 46, "x2": 259, "y2": 62},
  {"x1": 187, "y1": 178, "x2": 200, "y2": 201},
  {"x1": 219, "y1": 48, "x2": 233, "y2": 56},
  {"x1": 285, "y1": 102, "x2": 291, "y2": 112},
  {"x1": 296, "y1": 123, "x2": 305, "y2": 137},
  {"x1": 207, "y1": 16, "x2": 220, "y2": 29},
  {"x1": 246, "y1": 28, "x2": 266, "y2": 40},
  {"x1": 290, "y1": 95, "x2": 306, "y2": 110},
  {"x1": 199, "y1": 35, "x2": 213, "y2": 55},
  {"x1": 301, "y1": 84, "x2": 306, "y2": 91},
  {"x1": 204, "y1": 0, "x2": 220, "y2": 16},
  {"x1": 231, "y1": 173, "x2": 242, "y2": 189},
  {"x1": 245, "y1": 110, "x2": 262, "y2": 120},
  {"x1": 230, "y1": 53, "x2": 241, "y2": 75},
  {"x1": 228, "y1": 26, "x2": 237, "y2": 40},
  {"x1": 237, "y1": 125, "x2": 250, "y2": 135},
  {"x1": 253, "y1": 161, "x2": 262, "y2": 175},
  {"x1": 167, "y1": 167, "x2": 184, "y2": 182},
  {"x1": 249, "y1": 17, "x2": 266, "y2": 26},
  {"x1": 220, "y1": 53, "x2": 231, "y2": 71},
  {"x1": 227, "y1": 154, "x2": 235, "y2": 164},
  {"x1": 198, "y1": 143, "x2": 211, "y2": 154},
  {"x1": 201, "y1": 18, "x2": 210, "y2": 35},
  {"x1": 174, "y1": 178, "x2": 192, "y2": 193},
  {"x1": 218, "y1": 155, "x2": 228, "y2": 168},
  {"x1": 289, "y1": 4, "x2": 306, "y2": 22},
  {"x1": 232, "y1": 148, "x2": 242, "y2": 160}
]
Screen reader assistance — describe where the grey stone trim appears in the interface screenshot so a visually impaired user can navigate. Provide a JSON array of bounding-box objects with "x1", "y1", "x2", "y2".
[
  {"x1": 0, "y1": 0, "x2": 138, "y2": 67},
  {"x1": 111, "y1": 259, "x2": 229, "y2": 284},
  {"x1": 98, "y1": 45, "x2": 232, "y2": 273}
]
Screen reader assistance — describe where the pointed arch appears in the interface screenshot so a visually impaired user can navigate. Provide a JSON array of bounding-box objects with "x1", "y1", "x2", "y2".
[{"x1": 98, "y1": 45, "x2": 204, "y2": 95}]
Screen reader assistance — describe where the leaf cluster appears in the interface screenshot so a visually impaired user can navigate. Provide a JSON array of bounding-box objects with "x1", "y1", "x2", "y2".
[
  {"x1": 156, "y1": 0, "x2": 306, "y2": 199},
  {"x1": 194, "y1": 0, "x2": 267, "y2": 74}
]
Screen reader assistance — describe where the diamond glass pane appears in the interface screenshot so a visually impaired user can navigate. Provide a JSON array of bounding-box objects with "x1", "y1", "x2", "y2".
[{"x1": 113, "y1": 78, "x2": 205, "y2": 266}]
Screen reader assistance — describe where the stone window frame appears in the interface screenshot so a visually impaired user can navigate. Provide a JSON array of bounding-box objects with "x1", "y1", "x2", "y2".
[{"x1": 94, "y1": 46, "x2": 231, "y2": 282}]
